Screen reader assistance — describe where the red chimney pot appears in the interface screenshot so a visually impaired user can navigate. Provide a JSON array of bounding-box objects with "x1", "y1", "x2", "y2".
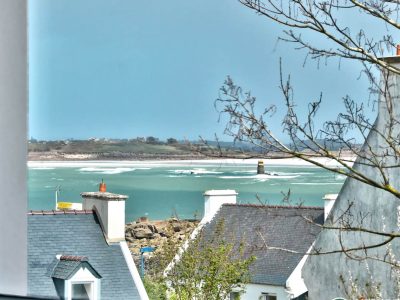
[{"x1": 99, "y1": 179, "x2": 106, "y2": 192}]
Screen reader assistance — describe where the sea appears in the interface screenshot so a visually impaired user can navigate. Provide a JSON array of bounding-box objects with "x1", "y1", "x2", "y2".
[{"x1": 28, "y1": 160, "x2": 346, "y2": 222}]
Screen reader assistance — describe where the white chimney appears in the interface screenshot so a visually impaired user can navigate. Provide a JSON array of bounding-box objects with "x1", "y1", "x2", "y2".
[
  {"x1": 81, "y1": 191, "x2": 128, "y2": 243},
  {"x1": 323, "y1": 193, "x2": 338, "y2": 220},
  {"x1": 203, "y1": 190, "x2": 237, "y2": 223}
]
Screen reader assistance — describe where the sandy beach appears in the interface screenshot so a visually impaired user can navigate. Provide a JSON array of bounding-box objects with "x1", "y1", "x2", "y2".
[{"x1": 28, "y1": 156, "x2": 356, "y2": 169}]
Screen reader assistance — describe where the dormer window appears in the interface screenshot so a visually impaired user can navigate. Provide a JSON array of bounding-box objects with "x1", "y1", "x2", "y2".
[{"x1": 47, "y1": 255, "x2": 101, "y2": 300}]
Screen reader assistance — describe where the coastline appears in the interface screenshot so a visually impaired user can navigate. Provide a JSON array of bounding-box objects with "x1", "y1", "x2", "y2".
[{"x1": 28, "y1": 156, "x2": 356, "y2": 168}]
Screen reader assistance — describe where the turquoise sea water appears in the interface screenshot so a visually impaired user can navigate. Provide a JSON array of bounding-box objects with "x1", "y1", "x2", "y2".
[{"x1": 28, "y1": 162, "x2": 346, "y2": 222}]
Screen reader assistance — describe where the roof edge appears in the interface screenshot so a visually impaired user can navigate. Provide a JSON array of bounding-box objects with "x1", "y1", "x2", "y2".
[
  {"x1": 222, "y1": 203, "x2": 323, "y2": 210},
  {"x1": 28, "y1": 210, "x2": 93, "y2": 215}
]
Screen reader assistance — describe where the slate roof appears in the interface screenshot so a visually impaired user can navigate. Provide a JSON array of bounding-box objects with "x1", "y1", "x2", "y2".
[
  {"x1": 28, "y1": 211, "x2": 141, "y2": 299},
  {"x1": 201, "y1": 204, "x2": 324, "y2": 286},
  {"x1": 46, "y1": 256, "x2": 101, "y2": 280}
]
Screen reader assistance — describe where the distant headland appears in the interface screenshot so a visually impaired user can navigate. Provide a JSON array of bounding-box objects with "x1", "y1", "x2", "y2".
[
  {"x1": 28, "y1": 137, "x2": 356, "y2": 162},
  {"x1": 28, "y1": 137, "x2": 253, "y2": 161}
]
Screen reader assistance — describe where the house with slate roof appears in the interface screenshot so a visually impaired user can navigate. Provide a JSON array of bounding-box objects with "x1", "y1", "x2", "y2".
[
  {"x1": 178, "y1": 190, "x2": 324, "y2": 300},
  {"x1": 28, "y1": 190, "x2": 149, "y2": 300}
]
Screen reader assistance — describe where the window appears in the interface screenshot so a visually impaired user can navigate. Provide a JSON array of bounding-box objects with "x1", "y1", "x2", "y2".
[
  {"x1": 67, "y1": 280, "x2": 99, "y2": 300},
  {"x1": 71, "y1": 282, "x2": 93, "y2": 300},
  {"x1": 260, "y1": 293, "x2": 277, "y2": 300}
]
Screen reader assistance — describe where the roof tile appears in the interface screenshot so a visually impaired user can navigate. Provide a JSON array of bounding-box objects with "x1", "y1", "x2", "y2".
[{"x1": 202, "y1": 205, "x2": 324, "y2": 286}]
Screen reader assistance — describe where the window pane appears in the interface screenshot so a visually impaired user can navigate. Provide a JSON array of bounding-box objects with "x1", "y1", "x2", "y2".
[{"x1": 72, "y1": 284, "x2": 90, "y2": 300}]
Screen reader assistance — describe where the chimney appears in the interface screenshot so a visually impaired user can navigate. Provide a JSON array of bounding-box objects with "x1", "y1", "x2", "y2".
[
  {"x1": 323, "y1": 194, "x2": 338, "y2": 220},
  {"x1": 203, "y1": 190, "x2": 237, "y2": 223},
  {"x1": 81, "y1": 185, "x2": 128, "y2": 243}
]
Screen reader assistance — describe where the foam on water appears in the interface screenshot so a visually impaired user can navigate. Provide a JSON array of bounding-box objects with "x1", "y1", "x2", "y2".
[
  {"x1": 219, "y1": 174, "x2": 299, "y2": 180},
  {"x1": 28, "y1": 161, "x2": 347, "y2": 220},
  {"x1": 291, "y1": 182, "x2": 343, "y2": 185},
  {"x1": 169, "y1": 168, "x2": 223, "y2": 175},
  {"x1": 233, "y1": 170, "x2": 257, "y2": 174},
  {"x1": 51, "y1": 177, "x2": 64, "y2": 181},
  {"x1": 79, "y1": 167, "x2": 137, "y2": 174}
]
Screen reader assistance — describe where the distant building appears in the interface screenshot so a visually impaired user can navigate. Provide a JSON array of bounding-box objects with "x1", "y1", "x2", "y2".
[{"x1": 28, "y1": 191, "x2": 149, "y2": 300}]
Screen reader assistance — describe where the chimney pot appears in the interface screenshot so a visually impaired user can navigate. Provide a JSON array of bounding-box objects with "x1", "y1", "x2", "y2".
[
  {"x1": 99, "y1": 179, "x2": 106, "y2": 192},
  {"x1": 396, "y1": 45, "x2": 400, "y2": 56}
]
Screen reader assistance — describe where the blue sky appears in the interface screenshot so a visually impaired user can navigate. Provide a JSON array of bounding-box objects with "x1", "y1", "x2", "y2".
[{"x1": 29, "y1": 0, "x2": 379, "y2": 141}]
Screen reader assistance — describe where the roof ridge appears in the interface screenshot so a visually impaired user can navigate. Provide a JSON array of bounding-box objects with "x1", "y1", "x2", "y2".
[
  {"x1": 222, "y1": 203, "x2": 323, "y2": 210},
  {"x1": 28, "y1": 210, "x2": 93, "y2": 215},
  {"x1": 60, "y1": 255, "x2": 88, "y2": 262}
]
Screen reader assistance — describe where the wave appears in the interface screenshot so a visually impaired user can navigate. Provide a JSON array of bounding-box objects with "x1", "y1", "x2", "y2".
[
  {"x1": 219, "y1": 174, "x2": 299, "y2": 180},
  {"x1": 277, "y1": 172, "x2": 313, "y2": 175},
  {"x1": 169, "y1": 168, "x2": 223, "y2": 175},
  {"x1": 50, "y1": 178, "x2": 64, "y2": 181},
  {"x1": 79, "y1": 167, "x2": 136, "y2": 174},
  {"x1": 31, "y1": 167, "x2": 55, "y2": 170},
  {"x1": 291, "y1": 182, "x2": 343, "y2": 185},
  {"x1": 233, "y1": 170, "x2": 257, "y2": 174},
  {"x1": 232, "y1": 170, "x2": 313, "y2": 176}
]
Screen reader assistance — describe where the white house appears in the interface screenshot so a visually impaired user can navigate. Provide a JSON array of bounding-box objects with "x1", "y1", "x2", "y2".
[
  {"x1": 28, "y1": 188, "x2": 149, "y2": 300},
  {"x1": 181, "y1": 190, "x2": 325, "y2": 300}
]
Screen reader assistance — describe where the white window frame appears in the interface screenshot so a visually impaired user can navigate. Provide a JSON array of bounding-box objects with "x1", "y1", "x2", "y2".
[
  {"x1": 259, "y1": 293, "x2": 277, "y2": 300},
  {"x1": 63, "y1": 267, "x2": 100, "y2": 300}
]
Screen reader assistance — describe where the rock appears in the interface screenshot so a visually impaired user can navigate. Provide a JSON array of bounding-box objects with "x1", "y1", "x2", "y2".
[
  {"x1": 133, "y1": 224, "x2": 149, "y2": 230},
  {"x1": 134, "y1": 228, "x2": 154, "y2": 239},
  {"x1": 126, "y1": 218, "x2": 200, "y2": 268},
  {"x1": 148, "y1": 224, "x2": 158, "y2": 233},
  {"x1": 172, "y1": 223, "x2": 182, "y2": 232},
  {"x1": 159, "y1": 230, "x2": 171, "y2": 238}
]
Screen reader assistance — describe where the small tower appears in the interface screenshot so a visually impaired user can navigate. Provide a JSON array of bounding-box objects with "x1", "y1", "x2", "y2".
[{"x1": 257, "y1": 160, "x2": 265, "y2": 174}]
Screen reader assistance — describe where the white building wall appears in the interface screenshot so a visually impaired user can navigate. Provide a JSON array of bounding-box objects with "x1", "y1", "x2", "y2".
[
  {"x1": 107, "y1": 200, "x2": 125, "y2": 241},
  {"x1": 0, "y1": 0, "x2": 27, "y2": 295},
  {"x1": 83, "y1": 197, "x2": 126, "y2": 242},
  {"x1": 302, "y1": 59, "x2": 400, "y2": 299},
  {"x1": 241, "y1": 283, "x2": 288, "y2": 300},
  {"x1": 203, "y1": 190, "x2": 237, "y2": 222},
  {"x1": 83, "y1": 198, "x2": 109, "y2": 233},
  {"x1": 285, "y1": 249, "x2": 309, "y2": 298}
]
